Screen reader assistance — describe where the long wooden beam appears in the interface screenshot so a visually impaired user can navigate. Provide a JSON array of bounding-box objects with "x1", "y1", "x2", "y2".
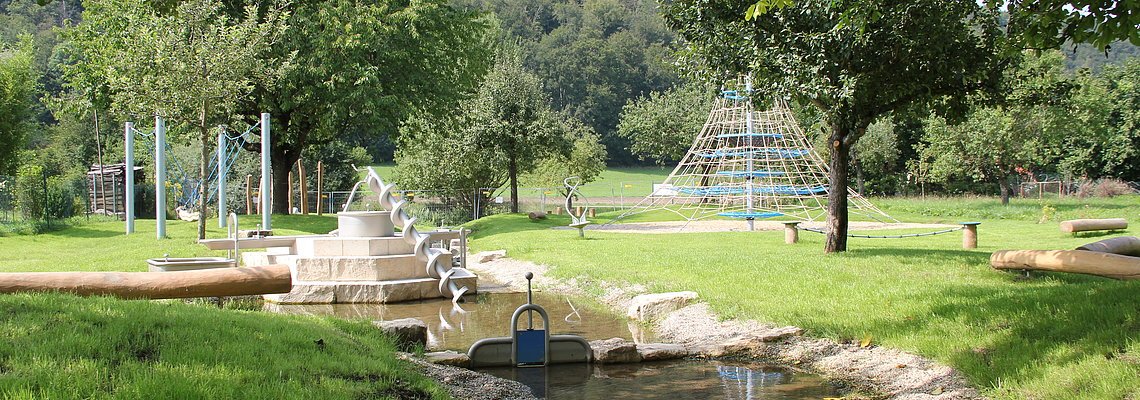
[
  {"x1": 0, "y1": 265, "x2": 292, "y2": 299},
  {"x1": 990, "y1": 250, "x2": 1140, "y2": 280}
]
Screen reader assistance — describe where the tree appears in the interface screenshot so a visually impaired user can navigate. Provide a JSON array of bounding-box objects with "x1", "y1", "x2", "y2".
[
  {"x1": 522, "y1": 117, "x2": 607, "y2": 201},
  {"x1": 616, "y1": 83, "x2": 714, "y2": 165},
  {"x1": 748, "y1": 0, "x2": 1140, "y2": 50},
  {"x1": 67, "y1": 0, "x2": 289, "y2": 239},
  {"x1": 394, "y1": 50, "x2": 577, "y2": 217},
  {"x1": 0, "y1": 36, "x2": 35, "y2": 174},
  {"x1": 920, "y1": 51, "x2": 1074, "y2": 205},
  {"x1": 243, "y1": 0, "x2": 494, "y2": 215},
  {"x1": 664, "y1": 0, "x2": 1002, "y2": 252},
  {"x1": 469, "y1": 50, "x2": 563, "y2": 213}
]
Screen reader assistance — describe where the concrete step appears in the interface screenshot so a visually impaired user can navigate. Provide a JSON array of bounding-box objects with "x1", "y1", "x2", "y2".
[
  {"x1": 276, "y1": 255, "x2": 427, "y2": 281},
  {"x1": 294, "y1": 237, "x2": 415, "y2": 257},
  {"x1": 263, "y1": 276, "x2": 478, "y2": 304}
]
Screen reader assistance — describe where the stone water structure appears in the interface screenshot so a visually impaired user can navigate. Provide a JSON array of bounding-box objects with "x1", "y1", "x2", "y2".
[{"x1": 243, "y1": 167, "x2": 476, "y2": 304}]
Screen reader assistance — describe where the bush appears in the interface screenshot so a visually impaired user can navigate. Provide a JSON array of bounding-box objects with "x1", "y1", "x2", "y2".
[
  {"x1": 15, "y1": 164, "x2": 81, "y2": 222},
  {"x1": 1076, "y1": 178, "x2": 1136, "y2": 198}
]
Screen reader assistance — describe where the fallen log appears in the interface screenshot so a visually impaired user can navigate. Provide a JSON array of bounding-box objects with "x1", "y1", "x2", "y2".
[
  {"x1": 1059, "y1": 218, "x2": 1128, "y2": 233},
  {"x1": 0, "y1": 265, "x2": 292, "y2": 299},
  {"x1": 1076, "y1": 236, "x2": 1140, "y2": 256},
  {"x1": 990, "y1": 250, "x2": 1140, "y2": 280}
]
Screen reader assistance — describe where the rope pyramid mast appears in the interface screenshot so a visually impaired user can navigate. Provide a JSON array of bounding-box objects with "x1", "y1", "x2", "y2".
[{"x1": 613, "y1": 78, "x2": 894, "y2": 229}]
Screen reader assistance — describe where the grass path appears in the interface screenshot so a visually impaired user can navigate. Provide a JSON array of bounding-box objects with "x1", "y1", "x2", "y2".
[{"x1": 467, "y1": 196, "x2": 1140, "y2": 399}]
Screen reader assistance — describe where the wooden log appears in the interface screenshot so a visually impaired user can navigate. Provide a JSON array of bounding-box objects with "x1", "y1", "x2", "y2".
[
  {"x1": 297, "y1": 159, "x2": 308, "y2": 214},
  {"x1": 528, "y1": 211, "x2": 547, "y2": 220},
  {"x1": 1059, "y1": 218, "x2": 1128, "y2": 233},
  {"x1": 990, "y1": 250, "x2": 1140, "y2": 280},
  {"x1": 1076, "y1": 236, "x2": 1140, "y2": 257},
  {"x1": 783, "y1": 222, "x2": 799, "y2": 244},
  {"x1": 0, "y1": 265, "x2": 293, "y2": 299}
]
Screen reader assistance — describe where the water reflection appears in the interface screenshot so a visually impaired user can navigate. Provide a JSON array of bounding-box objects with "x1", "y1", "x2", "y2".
[
  {"x1": 264, "y1": 292, "x2": 646, "y2": 351},
  {"x1": 479, "y1": 360, "x2": 839, "y2": 400}
]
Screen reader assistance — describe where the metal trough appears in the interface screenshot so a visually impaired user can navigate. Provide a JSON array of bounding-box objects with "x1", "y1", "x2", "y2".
[{"x1": 146, "y1": 257, "x2": 236, "y2": 272}]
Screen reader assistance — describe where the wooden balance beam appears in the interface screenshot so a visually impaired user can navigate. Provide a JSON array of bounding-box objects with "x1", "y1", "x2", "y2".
[
  {"x1": 0, "y1": 265, "x2": 292, "y2": 299},
  {"x1": 990, "y1": 250, "x2": 1140, "y2": 280},
  {"x1": 1059, "y1": 218, "x2": 1128, "y2": 233}
]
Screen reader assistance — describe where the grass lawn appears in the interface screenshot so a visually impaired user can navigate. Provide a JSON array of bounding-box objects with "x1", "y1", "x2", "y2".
[
  {"x1": 0, "y1": 293, "x2": 446, "y2": 399},
  {"x1": 466, "y1": 195, "x2": 1140, "y2": 399},
  {"x1": 0, "y1": 215, "x2": 447, "y2": 399}
]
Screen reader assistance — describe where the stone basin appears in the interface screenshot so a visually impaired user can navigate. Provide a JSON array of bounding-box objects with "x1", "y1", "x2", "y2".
[{"x1": 338, "y1": 211, "x2": 394, "y2": 237}]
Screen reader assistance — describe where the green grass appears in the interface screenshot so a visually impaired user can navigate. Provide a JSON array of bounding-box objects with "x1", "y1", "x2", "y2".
[
  {"x1": 0, "y1": 214, "x2": 337, "y2": 273},
  {"x1": 466, "y1": 195, "x2": 1140, "y2": 399},
  {"x1": 0, "y1": 293, "x2": 446, "y2": 399},
  {"x1": 0, "y1": 214, "x2": 445, "y2": 399}
]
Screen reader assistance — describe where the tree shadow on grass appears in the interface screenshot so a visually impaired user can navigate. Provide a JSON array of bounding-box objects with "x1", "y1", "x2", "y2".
[
  {"x1": 844, "y1": 247, "x2": 988, "y2": 266},
  {"x1": 813, "y1": 271, "x2": 1140, "y2": 390},
  {"x1": 43, "y1": 226, "x2": 121, "y2": 239}
]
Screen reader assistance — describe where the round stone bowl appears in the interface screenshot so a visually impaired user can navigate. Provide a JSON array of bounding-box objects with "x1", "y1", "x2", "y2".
[{"x1": 337, "y1": 211, "x2": 394, "y2": 237}]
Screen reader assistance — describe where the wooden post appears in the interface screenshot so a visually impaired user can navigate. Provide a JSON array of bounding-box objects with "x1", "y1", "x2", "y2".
[
  {"x1": 783, "y1": 222, "x2": 800, "y2": 244},
  {"x1": 961, "y1": 222, "x2": 980, "y2": 249},
  {"x1": 287, "y1": 170, "x2": 294, "y2": 214},
  {"x1": 245, "y1": 174, "x2": 253, "y2": 215},
  {"x1": 587, "y1": 208, "x2": 596, "y2": 218},
  {"x1": 297, "y1": 159, "x2": 308, "y2": 214},
  {"x1": 316, "y1": 161, "x2": 324, "y2": 216}
]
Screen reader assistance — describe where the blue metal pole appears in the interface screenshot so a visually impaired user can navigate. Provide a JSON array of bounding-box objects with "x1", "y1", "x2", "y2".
[
  {"x1": 260, "y1": 113, "x2": 271, "y2": 231},
  {"x1": 125, "y1": 122, "x2": 135, "y2": 234},
  {"x1": 155, "y1": 116, "x2": 167, "y2": 239}
]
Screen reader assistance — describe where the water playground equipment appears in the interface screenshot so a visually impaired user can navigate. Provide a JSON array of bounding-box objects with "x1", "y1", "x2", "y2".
[
  {"x1": 468, "y1": 273, "x2": 592, "y2": 367},
  {"x1": 563, "y1": 176, "x2": 591, "y2": 237},
  {"x1": 124, "y1": 113, "x2": 273, "y2": 238},
  {"x1": 991, "y1": 236, "x2": 1140, "y2": 280},
  {"x1": 203, "y1": 166, "x2": 477, "y2": 304},
  {"x1": 611, "y1": 77, "x2": 894, "y2": 230}
]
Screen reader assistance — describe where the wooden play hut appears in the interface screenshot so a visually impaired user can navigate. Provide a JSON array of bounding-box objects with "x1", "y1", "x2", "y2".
[{"x1": 86, "y1": 163, "x2": 143, "y2": 218}]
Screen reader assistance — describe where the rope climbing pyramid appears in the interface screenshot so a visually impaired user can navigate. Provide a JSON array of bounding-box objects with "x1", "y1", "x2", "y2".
[{"x1": 613, "y1": 79, "x2": 894, "y2": 228}]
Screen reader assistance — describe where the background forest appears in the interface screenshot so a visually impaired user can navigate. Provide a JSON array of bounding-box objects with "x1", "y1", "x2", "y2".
[{"x1": 1, "y1": 0, "x2": 1138, "y2": 232}]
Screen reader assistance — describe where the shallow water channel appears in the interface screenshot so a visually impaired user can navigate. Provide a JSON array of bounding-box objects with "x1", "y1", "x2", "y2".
[{"x1": 266, "y1": 292, "x2": 840, "y2": 399}]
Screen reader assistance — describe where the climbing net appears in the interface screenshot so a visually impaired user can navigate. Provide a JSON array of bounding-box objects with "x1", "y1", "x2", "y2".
[
  {"x1": 610, "y1": 78, "x2": 894, "y2": 226},
  {"x1": 129, "y1": 124, "x2": 256, "y2": 210}
]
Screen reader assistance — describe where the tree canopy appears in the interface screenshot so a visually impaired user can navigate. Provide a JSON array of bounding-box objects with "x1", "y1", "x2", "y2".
[
  {"x1": 664, "y1": 0, "x2": 1002, "y2": 252},
  {"x1": 0, "y1": 36, "x2": 35, "y2": 174}
]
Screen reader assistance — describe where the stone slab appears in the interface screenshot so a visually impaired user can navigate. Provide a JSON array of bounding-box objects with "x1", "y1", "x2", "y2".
[
  {"x1": 373, "y1": 318, "x2": 427, "y2": 350},
  {"x1": 627, "y1": 291, "x2": 699, "y2": 323},
  {"x1": 265, "y1": 275, "x2": 478, "y2": 304},
  {"x1": 294, "y1": 237, "x2": 415, "y2": 257},
  {"x1": 282, "y1": 256, "x2": 424, "y2": 282}
]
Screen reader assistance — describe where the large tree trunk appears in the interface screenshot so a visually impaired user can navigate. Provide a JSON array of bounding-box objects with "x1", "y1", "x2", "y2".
[
  {"x1": 825, "y1": 130, "x2": 852, "y2": 253},
  {"x1": 197, "y1": 103, "x2": 210, "y2": 240},
  {"x1": 999, "y1": 174, "x2": 1013, "y2": 206},
  {"x1": 508, "y1": 154, "x2": 519, "y2": 213},
  {"x1": 272, "y1": 148, "x2": 300, "y2": 215}
]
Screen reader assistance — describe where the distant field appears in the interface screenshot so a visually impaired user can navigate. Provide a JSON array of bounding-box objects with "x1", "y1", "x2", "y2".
[{"x1": 369, "y1": 164, "x2": 673, "y2": 199}]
